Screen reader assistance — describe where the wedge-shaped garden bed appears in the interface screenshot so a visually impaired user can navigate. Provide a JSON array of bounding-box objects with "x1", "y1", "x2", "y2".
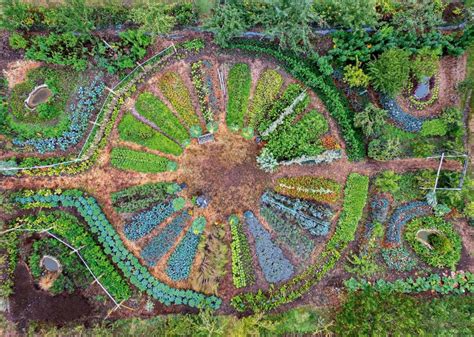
[
  {"x1": 110, "y1": 147, "x2": 177, "y2": 173},
  {"x1": 135, "y1": 92, "x2": 190, "y2": 145},
  {"x1": 226, "y1": 63, "x2": 251, "y2": 130},
  {"x1": 118, "y1": 113, "x2": 182, "y2": 156}
]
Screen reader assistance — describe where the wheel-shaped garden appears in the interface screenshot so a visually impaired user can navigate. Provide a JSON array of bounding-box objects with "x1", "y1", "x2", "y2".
[{"x1": 0, "y1": 36, "x2": 471, "y2": 322}]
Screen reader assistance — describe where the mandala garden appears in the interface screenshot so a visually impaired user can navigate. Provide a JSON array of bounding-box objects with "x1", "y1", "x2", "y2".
[{"x1": 0, "y1": 2, "x2": 473, "y2": 334}]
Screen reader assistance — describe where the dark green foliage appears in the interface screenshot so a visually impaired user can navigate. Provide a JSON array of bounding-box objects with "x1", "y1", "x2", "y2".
[
  {"x1": 374, "y1": 170, "x2": 401, "y2": 193},
  {"x1": 111, "y1": 182, "x2": 179, "y2": 213},
  {"x1": 129, "y1": 3, "x2": 175, "y2": 36},
  {"x1": 8, "y1": 32, "x2": 27, "y2": 49},
  {"x1": 368, "y1": 48, "x2": 411, "y2": 97},
  {"x1": 227, "y1": 40, "x2": 365, "y2": 160},
  {"x1": 353, "y1": 103, "x2": 387, "y2": 137},
  {"x1": 28, "y1": 238, "x2": 91, "y2": 295},
  {"x1": 265, "y1": 109, "x2": 328, "y2": 161},
  {"x1": 226, "y1": 63, "x2": 251, "y2": 130},
  {"x1": 334, "y1": 290, "x2": 421, "y2": 336},
  {"x1": 204, "y1": 4, "x2": 250, "y2": 47}
]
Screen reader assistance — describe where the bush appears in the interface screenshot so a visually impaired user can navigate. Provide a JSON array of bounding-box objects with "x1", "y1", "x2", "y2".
[
  {"x1": 374, "y1": 170, "x2": 401, "y2": 193},
  {"x1": 354, "y1": 103, "x2": 387, "y2": 137},
  {"x1": 368, "y1": 48, "x2": 411, "y2": 97},
  {"x1": 368, "y1": 137, "x2": 401, "y2": 161},
  {"x1": 410, "y1": 47, "x2": 440, "y2": 80},
  {"x1": 343, "y1": 61, "x2": 370, "y2": 88},
  {"x1": 110, "y1": 147, "x2": 177, "y2": 173},
  {"x1": 9, "y1": 32, "x2": 27, "y2": 49},
  {"x1": 420, "y1": 119, "x2": 448, "y2": 137},
  {"x1": 226, "y1": 63, "x2": 251, "y2": 130}
]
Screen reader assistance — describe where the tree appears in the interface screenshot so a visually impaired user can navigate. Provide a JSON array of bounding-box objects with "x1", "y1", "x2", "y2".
[
  {"x1": 204, "y1": 4, "x2": 250, "y2": 47},
  {"x1": 260, "y1": 0, "x2": 318, "y2": 53},
  {"x1": 391, "y1": 0, "x2": 444, "y2": 37},
  {"x1": 353, "y1": 103, "x2": 387, "y2": 137},
  {"x1": 129, "y1": 2, "x2": 176, "y2": 36},
  {"x1": 368, "y1": 48, "x2": 411, "y2": 97},
  {"x1": 314, "y1": 0, "x2": 378, "y2": 30}
]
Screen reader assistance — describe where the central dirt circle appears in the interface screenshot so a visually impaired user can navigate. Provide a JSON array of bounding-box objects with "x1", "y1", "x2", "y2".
[{"x1": 178, "y1": 129, "x2": 272, "y2": 220}]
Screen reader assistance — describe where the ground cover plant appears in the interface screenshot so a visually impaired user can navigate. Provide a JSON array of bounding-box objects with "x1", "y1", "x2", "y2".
[
  {"x1": 158, "y1": 72, "x2": 200, "y2": 129},
  {"x1": 226, "y1": 63, "x2": 251, "y2": 130},
  {"x1": 118, "y1": 113, "x2": 183, "y2": 156},
  {"x1": 228, "y1": 214, "x2": 255, "y2": 289},
  {"x1": 110, "y1": 147, "x2": 177, "y2": 173},
  {"x1": 134, "y1": 92, "x2": 190, "y2": 145},
  {"x1": 111, "y1": 182, "x2": 181, "y2": 214}
]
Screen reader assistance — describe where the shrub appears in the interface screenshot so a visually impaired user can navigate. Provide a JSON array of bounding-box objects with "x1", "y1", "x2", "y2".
[
  {"x1": 343, "y1": 61, "x2": 369, "y2": 88},
  {"x1": 158, "y1": 72, "x2": 200, "y2": 128},
  {"x1": 354, "y1": 103, "x2": 387, "y2": 137},
  {"x1": 118, "y1": 113, "x2": 183, "y2": 156},
  {"x1": 420, "y1": 119, "x2": 448, "y2": 137},
  {"x1": 229, "y1": 215, "x2": 255, "y2": 288},
  {"x1": 368, "y1": 136, "x2": 402, "y2": 161},
  {"x1": 274, "y1": 176, "x2": 341, "y2": 204},
  {"x1": 226, "y1": 63, "x2": 251, "y2": 130},
  {"x1": 166, "y1": 217, "x2": 205, "y2": 281},
  {"x1": 405, "y1": 216, "x2": 461, "y2": 269},
  {"x1": 410, "y1": 47, "x2": 440, "y2": 80},
  {"x1": 135, "y1": 92, "x2": 189, "y2": 145},
  {"x1": 123, "y1": 200, "x2": 179, "y2": 241},
  {"x1": 9, "y1": 32, "x2": 27, "y2": 49},
  {"x1": 111, "y1": 182, "x2": 181, "y2": 214},
  {"x1": 248, "y1": 69, "x2": 283, "y2": 128},
  {"x1": 110, "y1": 147, "x2": 177, "y2": 173},
  {"x1": 244, "y1": 211, "x2": 294, "y2": 283},
  {"x1": 368, "y1": 48, "x2": 411, "y2": 97},
  {"x1": 374, "y1": 170, "x2": 401, "y2": 193}
]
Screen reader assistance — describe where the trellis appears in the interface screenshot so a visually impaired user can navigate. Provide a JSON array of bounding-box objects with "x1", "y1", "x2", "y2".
[
  {"x1": 421, "y1": 152, "x2": 469, "y2": 192},
  {"x1": 0, "y1": 43, "x2": 177, "y2": 173}
]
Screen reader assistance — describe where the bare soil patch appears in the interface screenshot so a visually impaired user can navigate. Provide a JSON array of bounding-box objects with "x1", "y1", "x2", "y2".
[{"x1": 3, "y1": 60, "x2": 42, "y2": 89}]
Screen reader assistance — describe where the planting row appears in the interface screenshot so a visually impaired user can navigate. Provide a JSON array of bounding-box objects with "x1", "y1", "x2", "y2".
[
  {"x1": 229, "y1": 214, "x2": 255, "y2": 289},
  {"x1": 231, "y1": 173, "x2": 369, "y2": 312},
  {"x1": 274, "y1": 176, "x2": 341, "y2": 204},
  {"x1": 14, "y1": 189, "x2": 221, "y2": 309},
  {"x1": 110, "y1": 147, "x2": 177, "y2": 173}
]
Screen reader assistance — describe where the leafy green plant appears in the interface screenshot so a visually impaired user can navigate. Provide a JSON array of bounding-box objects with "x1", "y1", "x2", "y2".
[
  {"x1": 343, "y1": 60, "x2": 370, "y2": 88},
  {"x1": 229, "y1": 215, "x2": 255, "y2": 289},
  {"x1": 375, "y1": 170, "x2": 401, "y2": 193},
  {"x1": 110, "y1": 147, "x2": 177, "y2": 173},
  {"x1": 226, "y1": 63, "x2": 251, "y2": 131},
  {"x1": 354, "y1": 103, "x2": 387, "y2": 137},
  {"x1": 420, "y1": 119, "x2": 448, "y2": 137}
]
